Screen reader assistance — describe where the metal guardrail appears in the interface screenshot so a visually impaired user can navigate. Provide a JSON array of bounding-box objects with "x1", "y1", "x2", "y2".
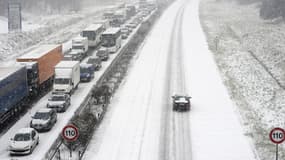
[{"x1": 45, "y1": 7, "x2": 163, "y2": 160}]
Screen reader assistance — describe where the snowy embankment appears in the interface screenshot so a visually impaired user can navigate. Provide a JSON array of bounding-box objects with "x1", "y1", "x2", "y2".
[
  {"x1": 0, "y1": 5, "x2": 111, "y2": 64},
  {"x1": 200, "y1": 0, "x2": 285, "y2": 159}
]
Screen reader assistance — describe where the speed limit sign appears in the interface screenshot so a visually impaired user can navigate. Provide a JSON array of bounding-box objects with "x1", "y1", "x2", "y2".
[
  {"x1": 269, "y1": 128, "x2": 285, "y2": 144},
  {"x1": 62, "y1": 124, "x2": 79, "y2": 142}
]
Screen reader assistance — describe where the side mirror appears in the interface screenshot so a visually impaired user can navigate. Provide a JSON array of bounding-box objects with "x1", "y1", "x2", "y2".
[{"x1": 10, "y1": 138, "x2": 14, "y2": 141}]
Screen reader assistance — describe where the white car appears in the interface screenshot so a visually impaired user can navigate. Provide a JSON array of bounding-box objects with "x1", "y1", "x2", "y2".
[{"x1": 9, "y1": 128, "x2": 39, "y2": 155}]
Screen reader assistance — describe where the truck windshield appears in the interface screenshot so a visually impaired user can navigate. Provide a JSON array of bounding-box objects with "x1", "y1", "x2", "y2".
[
  {"x1": 54, "y1": 78, "x2": 70, "y2": 85},
  {"x1": 102, "y1": 38, "x2": 116, "y2": 47},
  {"x1": 14, "y1": 134, "x2": 30, "y2": 141},
  {"x1": 72, "y1": 46, "x2": 83, "y2": 50}
]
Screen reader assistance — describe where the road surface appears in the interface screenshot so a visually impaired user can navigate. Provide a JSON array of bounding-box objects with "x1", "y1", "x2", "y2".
[{"x1": 83, "y1": 0, "x2": 258, "y2": 160}]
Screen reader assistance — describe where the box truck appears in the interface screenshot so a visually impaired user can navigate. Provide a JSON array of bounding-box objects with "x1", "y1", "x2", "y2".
[
  {"x1": 70, "y1": 37, "x2": 88, "y2": 60},
  {"x1": 53, "y1": 61, "x2": 80, "y2": 94}
]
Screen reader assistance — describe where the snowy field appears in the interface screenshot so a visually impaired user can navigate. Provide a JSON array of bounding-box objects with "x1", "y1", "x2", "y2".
[
  {"x1": 200, "y1": 0, "x2": 285, "y2": 159},
  {"x1": 83, "y1": 0, "x2": 257, "y2": 159},
  {"x1": 0, "y1": 5, "x2": 113, "y2": 65}
]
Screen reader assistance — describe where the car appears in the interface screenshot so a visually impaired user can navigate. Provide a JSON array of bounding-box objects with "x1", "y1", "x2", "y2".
[
  {"x1": 30, "y1": 108, "x2": 57, "y2": 131},
  {"x1": 47, "y1": 93, "x2": 71, "y2": 112},
  {"x1": 9, "y1": 128, "x2": 39, "y2": 155},
  {"x1": 87, "y1": 57, "x2": 102, "y2": 71},
  {"x1": 126, "y1": 23, "x2": 137, "y2": 29},
  {"x1": 172, "y1": 94, "x2": 191, "y2": 111},
  {"x1": 96, "y1": 48, "x2": 109, "y2": 61},
  {"x1": 121, "y1": 28, "x2": 130, "y2": 39}
]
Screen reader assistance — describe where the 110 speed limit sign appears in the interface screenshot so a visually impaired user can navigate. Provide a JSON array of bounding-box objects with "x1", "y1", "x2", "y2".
[
  {"x1": 269, "y1": 128, "x2": 285, "y2": 144},
  {"x1": 62, "y1": 124, "x2": 79, "y2": 142}
]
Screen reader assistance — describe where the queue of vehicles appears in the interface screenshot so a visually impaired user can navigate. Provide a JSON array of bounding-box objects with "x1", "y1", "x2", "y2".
[{"x1": 0, "y1": 1, "x2": 158, "y2": 156}]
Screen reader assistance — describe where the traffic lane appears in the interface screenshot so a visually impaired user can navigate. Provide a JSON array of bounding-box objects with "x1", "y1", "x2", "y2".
[
  {"x1": 183, "y1": 0, "x2": 257, "y2": 159},
  {"x1": 0, "y1": 40, "x2": 131, "y2": 160},
  {"x1": 162, "y1": 1, "x2": 192, "y2": 160}
]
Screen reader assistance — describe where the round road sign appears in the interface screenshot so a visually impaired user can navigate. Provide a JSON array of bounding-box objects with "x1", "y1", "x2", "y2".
[
  {"x1": 269, "y1": 128, "x2": 285, "y2": 144},
  {"x1": 62, "y1": 124, "x2": 79, "y2": 142}
]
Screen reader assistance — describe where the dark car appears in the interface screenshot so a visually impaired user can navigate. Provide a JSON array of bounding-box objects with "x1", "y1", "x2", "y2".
[
  {"x1": 96, "y1": 48, "x2": 109, "y2": 61},
  {"x1": 87, "y1": 57, "x2": 102, "y2": 71},
  {"x1": 80, "y1": 63, "x2": 95, "y2": 82},
  {"x1": 172, "y1": 94, "x2": 191, "y2": 111},
  {"x1": 30, "y1": 108, "x2": 57, "y2": 132},
  {"x1": 47, "y1": 93, "x2": 71, "y2": 112}
]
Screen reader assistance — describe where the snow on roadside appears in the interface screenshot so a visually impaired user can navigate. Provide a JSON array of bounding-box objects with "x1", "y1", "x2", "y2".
[
  {"x1": 199, "y1": 0, "x2": 285, "y2": 159},
  {"x1": 0, "y1": 5, "x2": 112, "y2": 65}
]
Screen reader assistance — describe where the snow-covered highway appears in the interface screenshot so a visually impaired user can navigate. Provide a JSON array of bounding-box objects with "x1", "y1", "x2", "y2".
[{"x1": 83, "y1": 0, "x2": 258, "y2": 160}]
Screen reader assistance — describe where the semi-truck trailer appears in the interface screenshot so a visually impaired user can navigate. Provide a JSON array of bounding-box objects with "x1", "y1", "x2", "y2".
[{"x1": 17, "y1": 44, "x2": 63, "y2": 95}]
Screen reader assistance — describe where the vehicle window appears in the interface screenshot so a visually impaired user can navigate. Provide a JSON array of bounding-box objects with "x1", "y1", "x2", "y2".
[
  {"x1": 14, "y1": 133, "x2": 31, "y2": 141},
  {"x1": 54, "y1": 78, "x2": 70, "y2": 85},
  {"x1": 34, "y1": 112, "x2": 50, "y2": 120},
  {"x1": 80, "y1": 67, "x2": 89, "y2": 73},
  {"x1": 51, "y1": 96, "x2": 65, "y2": 101}
]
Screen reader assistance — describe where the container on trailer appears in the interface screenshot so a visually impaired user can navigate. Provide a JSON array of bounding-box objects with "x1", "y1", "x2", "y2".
[
  {"x1": 17, "y1": 45, "x2": 63, "y2": 86},
  {"x1": 0, "y1": 67, "x2": 28, "y2": 124}
]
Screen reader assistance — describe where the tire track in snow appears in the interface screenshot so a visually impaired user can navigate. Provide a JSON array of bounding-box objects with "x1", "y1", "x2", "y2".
[{"x1": 159, "y1": 1, "x2": 192, "y2": 160}]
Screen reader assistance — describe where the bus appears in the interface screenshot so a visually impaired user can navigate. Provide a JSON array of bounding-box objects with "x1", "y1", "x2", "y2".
[
  {"x1": 82, "y1": 24, "x2": 105, "y2": 48},
  {"x1": 101, "y1": 28, "x2": 122, "y2": 53}
]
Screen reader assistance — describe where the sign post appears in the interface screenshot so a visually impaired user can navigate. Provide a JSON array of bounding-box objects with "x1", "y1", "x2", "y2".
[
  {"x1": 269, "y1": 128, "x2": 285, "y2": 160},
  {"x1": 62, "y1": 124, "x2": 79, "y2": 158},
  {"x1": 8, "y1": 2, "x2": 22, "y2": 32}
]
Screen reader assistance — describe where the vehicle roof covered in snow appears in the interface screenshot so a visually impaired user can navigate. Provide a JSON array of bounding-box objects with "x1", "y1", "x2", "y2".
[
  {"x1": 84, "y1": 24, "x2": 103, "y2": 31},
  {"x1": 55, "y1": 61, "x2": 79, "y2": 68},
  {"x1": 0, "y1": 66, "x2": 24, "y2": 81},
  {"x1": 17, "y1": 128, "x2": 34, "y2": 134},
  {"x1": 18, "y1": 45, "x2": 60, "y2": 59},
  {"x1": 80, "y1": 63, "x2": 93, "y2": 68},
  {"x1": 103, "y1": 27, "x2": 121, "y2": 34}
]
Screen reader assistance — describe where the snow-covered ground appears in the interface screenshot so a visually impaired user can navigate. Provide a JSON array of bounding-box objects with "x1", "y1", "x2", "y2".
[
  {"x1": 200, "y1": 0, "x2": 285, "y2": 159},
  {"x1": 0, "y1": 16, "x2": 41, "y2": 34},
  {"x1": 0, "y1": 5, "x2": 114, "y2": 64},
  {"x1": 83, "y1": 0, "x2": 257, "y2": 159}
]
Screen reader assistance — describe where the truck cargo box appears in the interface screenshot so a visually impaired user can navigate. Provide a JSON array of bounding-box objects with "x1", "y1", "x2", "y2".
[
  {"x1": 53, "y1": 61, "x2": 80, "y2": 94},
  {"x1": 17, "y1": 45, "x2": 63, "y2": 85},
  {"x1": 0, "y1": 67, "x2": 28, "y2": 117}
]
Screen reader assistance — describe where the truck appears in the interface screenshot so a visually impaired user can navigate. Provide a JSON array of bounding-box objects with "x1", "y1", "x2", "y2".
[
  {"x1": 0, "y1": 66, "x2": 29, "y2": 127},
  {"x1": 53, "y1": 61, "x2": 80, "y2": 94},
  {"x1": 94, "y1": 20, "x2": 110, "y2": 30},
  {"x1": 17, "y1": 45, "x2": 63, "y2": 95},
  {"x1": 82, "y1": 24, "x2": 105, "y2": 48},
  {"x1": 70, "y1": 37, "x2": 88, "y2": 60},
  {"x1": 80, "y1": 63, "x2": 95, "y2": 82},
  {"x1": 126, "y1": 5, "x2": 136, "y2": 18}
]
